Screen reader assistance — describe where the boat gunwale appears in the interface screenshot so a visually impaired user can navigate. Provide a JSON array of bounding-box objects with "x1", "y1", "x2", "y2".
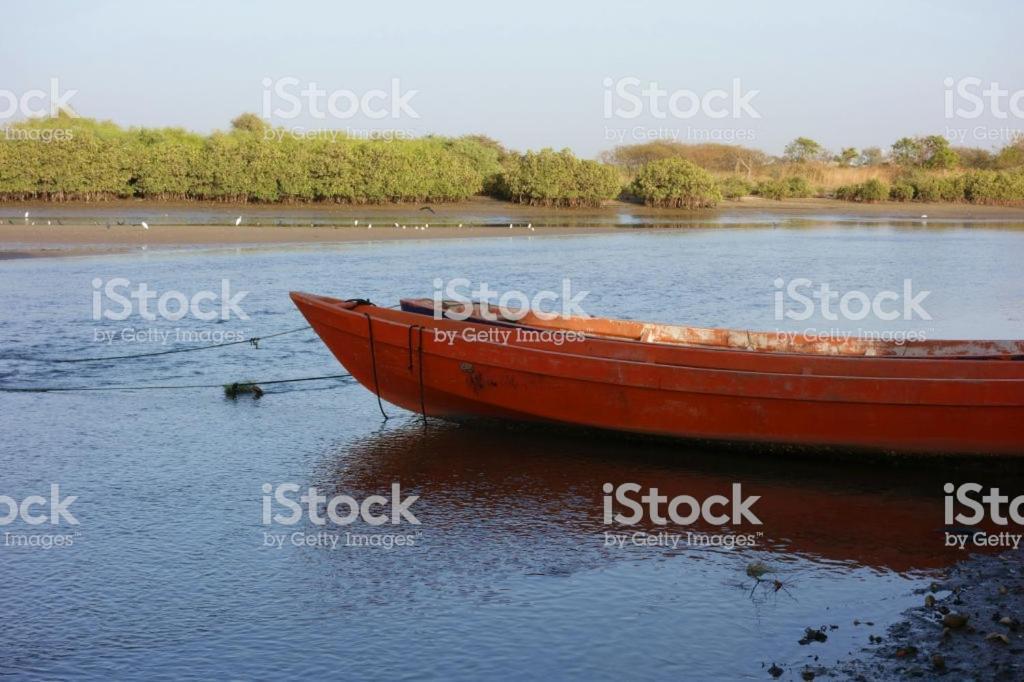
[
  {"x1": 292, "y1": 293, "x2": 1024, "y2": 408},
  {"x1": 400, "y1": 297, "x2": 1024, "y2": 360}
]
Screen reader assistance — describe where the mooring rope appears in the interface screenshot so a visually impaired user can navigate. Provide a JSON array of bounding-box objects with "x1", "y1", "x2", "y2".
[
  {"x1": 37, "y1": 325, "x2": 314, "y2": 364},
  {"x1": 0, "y1": 373, "x2": 352, "y2": 394},
  {"x1": 363, "y1": 312, "x2": 389, "y2": 420}
]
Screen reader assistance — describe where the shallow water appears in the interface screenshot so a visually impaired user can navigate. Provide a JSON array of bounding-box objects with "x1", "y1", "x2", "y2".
[{"x1": 1, "y1": 224, "x2": 1023, "y2": 679}]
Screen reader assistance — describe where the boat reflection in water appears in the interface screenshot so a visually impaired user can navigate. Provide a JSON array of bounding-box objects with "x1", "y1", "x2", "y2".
[{"x1": 309, "y1": 417, "x2": 1023, "y2": 576}]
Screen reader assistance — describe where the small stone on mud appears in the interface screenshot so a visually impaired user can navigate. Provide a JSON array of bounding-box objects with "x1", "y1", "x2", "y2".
[
  {"x1": 924, "y1": 595, "x2": 935, "y2": 608},
  {"x1": 985, "y1": 632, "x2": 1010, "y2": 644},
  {"x1": 801, "y1": 670, "x2": 815, "y2": 681},
  {"x1": 942, "y1": 613, "x2": 969, "y2": 629},
  {"x1": 931, "y1": 653, "x2": 945, "y2": 670},
  {"x1": 768, "y1": 662, "x2": 783, "y2": 678}
]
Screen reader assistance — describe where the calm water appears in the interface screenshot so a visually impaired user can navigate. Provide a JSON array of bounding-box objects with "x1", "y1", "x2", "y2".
[{"x1": 2, "y1": 223, "x2": 1023, "y2": 680}]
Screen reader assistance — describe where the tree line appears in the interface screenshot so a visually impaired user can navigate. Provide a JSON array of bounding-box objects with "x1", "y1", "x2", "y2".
[{"x1": 2, "y1": 113, "x2": 1023, "y2": 208}]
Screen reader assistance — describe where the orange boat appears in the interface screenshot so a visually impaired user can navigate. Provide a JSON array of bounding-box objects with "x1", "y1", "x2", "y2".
[{"x1": 290, "y1": 292, "x2": 1024, "y2": 456}]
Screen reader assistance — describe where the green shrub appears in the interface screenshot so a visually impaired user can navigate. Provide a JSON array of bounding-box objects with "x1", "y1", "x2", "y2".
[
  {"x1": 962, "y1": 169, "x2": 1024, "y2": 204},
  {"x1": 857, "y1": 178, "x2": 889, "y2": 202},
  {"x1": 717, "y1": 175, "x2": 754, "y2": 199},
  {"x1": 833, "y1": 185, "x2": 856, "y2": 201},
  {"x1": 889, "y1": 182, "x2": 914, "y2": 201},
  {"x1": 0, "y1": 115, "x2": 489, "y2": 203},
  {"x1": 629, "y1": 158, "x2": 721, "y2": 208},
  {"x1": 785, "y1": 176, "x2": 813, "y2": 198},
  {"x1": 754, "y1": 179, "x2": 788, "y2": 200},
  {"x1": 497, "y1": 148, "x2": 620, "y2": 207},
  {"x1": 834, "y1": 179, "x2": 889, "y2": 203},
  {"x1": 753, "y1": 176, "x2": 812, "y2": 200}
]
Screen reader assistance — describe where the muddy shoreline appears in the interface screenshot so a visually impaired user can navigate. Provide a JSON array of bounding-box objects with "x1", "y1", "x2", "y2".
[
  {"x1": 823, "y1": 549, "x2": 1024, "y2": 680},
  {"x1": 2, "y1": 196, "x2": 1023, "y2": 260}
]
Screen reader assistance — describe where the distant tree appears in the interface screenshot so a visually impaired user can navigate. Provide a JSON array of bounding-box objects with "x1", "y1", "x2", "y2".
[
  {"x1": 890, "y1": 137, "x2": 924, "y2": 166},
  {"x1": 953, "y1": 147, "x2": 994, "y2": 169},
  {"x1": 921, "y1": 135, "x2": 959, "y2": 169},
  {"x1": 230, "y1": 113, "x2": 269, "y2": 134},
  {"x1": 836, "y1": 147, "x2": 858, "y2": 167},
  {"x1": 858, "y1": 147, "x2": 884, "y2": 166},
  {"x1": 891, "y1": 135, "x2": 959, "y2": 169},
  {"x1": 599, "y1": 141, "x2": 769, "y2": 177},
  {"x1": 783, "y1": 137, "x2": 827, "y2": 163},
  {"x1": 995, "y1": 134, "x2": 1024, "y2": 169}
]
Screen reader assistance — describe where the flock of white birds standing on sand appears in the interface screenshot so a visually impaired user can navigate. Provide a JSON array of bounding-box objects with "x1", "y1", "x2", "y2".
[{"x1": 14, "y1": 210, "x2": 539, "y2": 232}]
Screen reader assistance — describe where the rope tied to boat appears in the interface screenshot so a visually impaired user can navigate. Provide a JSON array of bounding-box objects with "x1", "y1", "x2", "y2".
[
  {"x1": 34, "y1": 325, "x2": 313, "y2": 364},
  {"x1": 363, "y1": 312, "x2": 389, "y2": 421},
  {"x1": 0, "y1": 373, "x2": 353, "y2": 394},
  {"x1": 417, "y1": 325, "x2": 427, "y2": 424}
]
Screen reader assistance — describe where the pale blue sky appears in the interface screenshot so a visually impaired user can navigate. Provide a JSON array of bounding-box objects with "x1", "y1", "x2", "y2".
[{"x1": 2, "y1": 0, "x2": 1021, "y2": 157}]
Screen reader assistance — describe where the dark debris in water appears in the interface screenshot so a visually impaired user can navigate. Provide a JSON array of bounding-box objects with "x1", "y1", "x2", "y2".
[
  {"x1": 799, "y1": 627, "x2": 829, "y2": 645},
  {"x1": 223, "y1": 382, "x2": 263, "y2": 399}
]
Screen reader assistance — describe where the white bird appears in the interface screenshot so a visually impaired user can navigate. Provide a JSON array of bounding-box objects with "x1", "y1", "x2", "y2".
[
  {"x1": 47, "y1": 220, "x2": 51, "y2": 226},
  {"x1": 402, "y1": 225, "x2": 406, "y2": 230},
  {"x1": 141, "y1": 221, "x2": 149, "y2": 230},
  {"x1": 920, "y1": 214, "x2": 928, "y2": 219},
  {"x1": 368, "y1": 223, "x2": 372, "y2": 229},
  {"x1": 527, "y1": 223, "x2": 532, "y2": 228},
  {"x1": 458, "y1": 223, "x2": 463, "y2": 228},
  {"x1": 354, "y1": 220, "x2": 359, "y2": 226},
  {"x1": 509, "y1": 223, "x2": 514, "y2": 229},
  {"x1": 235, "y1": 216, "x2": 242, "y2": 226},
  {"x1": 424, "y1": 223, "x2": 429, "y2": 229},
  {"x1": 394, "y1": 222, "x2": 399, "y2": 228},
  {"x1": 23, "y1": 211, "x2": 29, "y2": 219}
]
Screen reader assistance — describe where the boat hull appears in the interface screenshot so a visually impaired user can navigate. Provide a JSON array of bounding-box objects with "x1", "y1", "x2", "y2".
[{"x1": 291, "y1": 293, "x2": 1024, "y2": 456}]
